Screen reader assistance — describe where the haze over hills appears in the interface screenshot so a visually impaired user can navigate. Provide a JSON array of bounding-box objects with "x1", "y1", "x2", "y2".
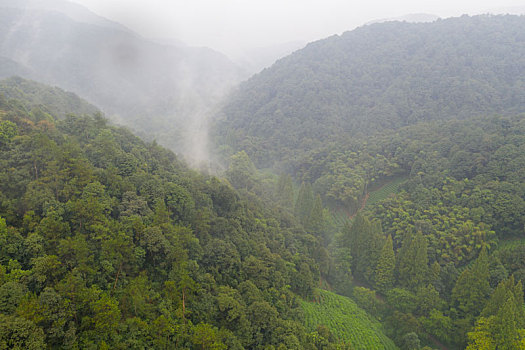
[
  {"x1": 0, "y1": 76, "x2": 100, "y2": 118},
  {"x1": 488, "y1": 5, "x2": 525, "y2": 15},
  {"x1": 0, "y1": 79, "x2": 348, "y2": 349},
  {"x1": 215, "y1": 15, "x2": 525, "y2": 169},
  {"x1": 1, "y1": 0, "x2": 130, "y2": 31},
  {"x1": 1, "y1": 2, "x2": 525, "y2": 348},
  {"x1": 0, "y1": 0, "x2": 245, "y2": 163},
  {"x1": 366, "y1": 13, "x2": 440, "y2": 25}
]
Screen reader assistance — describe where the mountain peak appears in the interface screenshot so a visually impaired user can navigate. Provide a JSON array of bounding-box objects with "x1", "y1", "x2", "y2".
[
  {"x1": 365, "y1": 13, "x2": 440, "y2": 25},
  {"x1": 0, "y1": 0, "x2": 130, "y2": 31}
]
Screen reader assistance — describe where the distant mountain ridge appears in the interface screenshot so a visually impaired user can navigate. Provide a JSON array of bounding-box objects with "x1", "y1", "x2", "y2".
[
  {"x1": 215, "y1": 15, "x2": 525, "y2": 168},
  {"x1": 0, "y1": 76, "x2": 100, "y2": 118},
  {"x1": 0, "y1": 0, "x2": 130, "y2": 31},
  {"x1": 365, "y1": 13, "x2": 440, "y2": 25},
  {"x1": 0, "y1": 0, "x2": 245, "y2": 161}
]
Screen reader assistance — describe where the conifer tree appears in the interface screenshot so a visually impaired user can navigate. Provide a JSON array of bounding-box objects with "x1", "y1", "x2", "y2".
[
  {"x1": 452, "y1": 246, "x2": 490, "y2": 317},
  {"x1": 396, "y1": 229, "x2": 413, "y2": 283},
  {"x1": 397, "y1": 230, "x2": 428, "y2": 291},
  {"x1": 342, "y1": 213, "x2": 383, "y2": 283},
  {"x1": 307, "y1": 194, "x2": 324, "y2": 236},
  {"x1": 467, "y1": 276, "x2": 525, "y2": 349},
  {"x1": 375, "y1": 235, "x2": 395, "y2": 293},
  {"x1": 482, "y1": 276, "x2": 525, "y2": 327},
  {"x1": 276, "y1": 173, "x2": 294, "y2": 209},
  {"x1": 294, "y1": 182, "x2": 313, "y2": 226},
  {"x1": 492, "y1": 297, "x2": 521, "y2": 350}
]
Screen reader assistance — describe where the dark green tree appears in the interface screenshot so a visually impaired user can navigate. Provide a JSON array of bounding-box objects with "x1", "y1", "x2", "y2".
[
  {"x1": 452, "y1": 246, "x2": 490, "y2": 317},
  {"x1": 397, "y1": 231, "x2": 428, "y2": 291},
  {"x1": 307, "y1": 194, "x2": 324, "y2": 236},
  {"x1": 375, "y1": 235, "x2": 396, "y2": 293},
  {"x1": 275, "y1": 173, "x2": 294, "y2": 209},
  {"x1": 225, "y1": 151, "x2": 257, "y2": 190},
  {"x1": 0, "y1": 314, "x2": 45, "y2": 350},
  {"x1": 295, "y1": 182, "x2": 314, "y2": 226}
]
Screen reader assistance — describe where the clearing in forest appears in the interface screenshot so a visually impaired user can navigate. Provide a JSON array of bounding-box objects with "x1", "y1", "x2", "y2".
[{"x1": 300, "y1": 289, "x2": 398, "y2": 349}]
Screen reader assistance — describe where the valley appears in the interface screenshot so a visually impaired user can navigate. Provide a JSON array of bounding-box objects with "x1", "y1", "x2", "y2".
[{"x1": 0, "y1": 3, "x2": 524, "y2": 349}]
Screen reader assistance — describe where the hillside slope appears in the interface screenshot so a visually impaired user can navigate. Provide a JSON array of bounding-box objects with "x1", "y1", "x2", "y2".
[
  {"x1": 215, "y1": 15, "x2": 525, "y2": 167},
  {"x1": 0, "y1": 0, "x2": 245, "y2": 159},
  {"x1": 0, "y1": 84, "x2": 330, "y2": 349},
  {"x1": 0, "y1": 76, "x2": 100, "y2": 118},
  {"x1": 301, "y1": 289, "x2": 397, "y2": 349}
]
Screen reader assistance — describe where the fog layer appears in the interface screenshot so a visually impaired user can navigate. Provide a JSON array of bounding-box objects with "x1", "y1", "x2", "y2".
[{"x1": 0, "y1": 0, "x2": 245, "y2": 165}]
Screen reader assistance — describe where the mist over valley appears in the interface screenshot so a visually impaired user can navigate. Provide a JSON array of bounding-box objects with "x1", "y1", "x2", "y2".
[{"x1": 0, "y1": 1, "x2": 524, "y2": 349}]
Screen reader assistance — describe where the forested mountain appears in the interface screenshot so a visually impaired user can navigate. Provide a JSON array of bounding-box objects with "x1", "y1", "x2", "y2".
[
  {"x1": 212, "y1": 14, "x2": 525, "y2": 349},
  {"x1": 223, "y1": 110, "x2": 525, "y2": 348},
  {"x1": 329, "y1": 115, "x2": 525, "y2": 347},
  {"x1": 0, "y1": 83, "x2": 373, "y2": 349},
  {"x1": 0, "y1": 0, "x2": 245, "y2": 159},
  {"x1": 365, "y1": 13, "x2": 440, "y2": 25},
  {"x1": 0, "y1": 56, "x2": 31, "y2": 77},
  {"x1": 0, "y1": 77, "x2": 100, "y2": 119},
  {"x1": 215, "y1": 15, "x2": 525, "y2": 168},
  {"x1": 0, "y1": 0, "x2": 130, "y2": 31},
  {"x1": 2, "y1": 7, "x2": 525, "y2": 349}
]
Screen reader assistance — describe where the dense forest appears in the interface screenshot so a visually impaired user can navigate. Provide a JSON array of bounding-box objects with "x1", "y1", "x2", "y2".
[
  {"x1": 221, "y1": 112, "x2": 525, "y2": 349},
  {"x1": 0, "y1": 0, "x2": 244, "y2": 159},
  {"x1": 214, "y1": 14, "x2": 525, "y2": 349},
  {"x1": 0, "y1": 81, "x2": 362, "y2": 349},
  {"x1": 215, "y1": 15, "x2": 525, "y2": 168},
  {"x1": 1, "y1": 11, "x2": 525, "y2": 350}
]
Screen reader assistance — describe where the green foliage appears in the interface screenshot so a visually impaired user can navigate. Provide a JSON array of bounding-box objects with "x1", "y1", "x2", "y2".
[
  {"x1": 0, "y1": 314, "x2": 45, "y2": 350},
  {"x1": 212, "y1": 14, "x2": 525, "y2": 350},
  {"x1": 275, "y1": 173, "x2": 294, "y2": 209},
  {"x1": 191, "y1": 323, "x2": 227, "y2": 350},
  {"x1": 465, "y1": 276, "x2": 525, "y2": 349},
  {"x1": 0, "y1": 77, "x2": 100, "y2": 119},
  {"x1": 337, "y1": 213, "x2": 383, "y2": 284},
  {"x1": 307, "y1": 194, "x2": 324, "y2": 237},
  {"x1": 365, "y1": 176, "x2": 408, "y2": 209},
  {"x1": 401, "y1": 332, "x2": 420, "y2": 350},
  {"x1": 372, "y1": 177, "x2": 499, "y2": 266},
  {"x1": 218, "y1": 15, "x2": 525, "y2": 163},
  {"x1": 225, "y1": 151, "x2": 257, "y2": 190},
  {"x1": 215, "y1": 16, "x2": 525, "y2": 216},
  {"x1": 385, "y1": 288, "x2": 417, "y2": 314},
  {"x1": 397, "y1": 231, "x2": 429, "y2": 291},
  {"x1": 300, "y1": 289, "x2": 397, "y2": 349},
  {"x1": 467, "y1": 297, "x2": 525, "y2": 350},
  {"x1": 0, "y1": 90, "x2": 326, "y2": 348},
  {"x1": 1, "y1": 15, "x2": 525, "y2": 350},
  {"x1": 0, "y1": 120, "x2": 17, "y2": 146},
  {"x1": 295, "y1": 182, "x2": 314, "y2": 226},
  {"x1": 375, "y1": 235, "x2": 396, "y2": 293},
  {"x1": 353, "y1": 286, "x2": 383, "y2": 316},
  {"x1": 452, "y1": 247, "x2": 491, "y2": 317},
  {"x1": 422, "y1": 309, "x2": 453, "y2": 343}
]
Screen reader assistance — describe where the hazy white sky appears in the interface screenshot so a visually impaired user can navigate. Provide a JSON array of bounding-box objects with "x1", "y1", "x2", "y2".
[{"x1": 70, "y1": 0, "x2": 525, "y2": 56}]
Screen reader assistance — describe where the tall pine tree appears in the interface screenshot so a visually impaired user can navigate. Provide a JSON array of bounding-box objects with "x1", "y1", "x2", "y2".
[
  {"x1": 397, "y1": 230, "x2": 428, "y2": 291},
  {"x1": 342, "y1": 213, "x2": 383, "y2": 283},
  {"x1": 452, "y1": 246, "x2": 490, "y2": 317},
  {"x1": 307, "y1": 194, "x2": 324, "y2": 237},
  {"x1": 375, "y1": 235, "x2": 396, "y2": 293},
  {"x1": 275, "y1": 173, "x2": 294, "y2": 209},
  {"x1": 294, "y1": 182, "x2": 313, "y2": 226}
]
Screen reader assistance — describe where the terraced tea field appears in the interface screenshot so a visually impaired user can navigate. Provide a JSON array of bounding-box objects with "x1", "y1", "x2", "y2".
[
  {"x1": 301, "y1": 289, "x2": 398, "y2": 349},
  {"x1": 365, "y1": 176, "x2": 408, "y2": 209}
]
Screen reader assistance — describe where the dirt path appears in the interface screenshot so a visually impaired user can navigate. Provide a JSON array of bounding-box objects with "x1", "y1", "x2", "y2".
[{"x1": 348, "y1": 192, "x2": 370, "y2": 220}]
